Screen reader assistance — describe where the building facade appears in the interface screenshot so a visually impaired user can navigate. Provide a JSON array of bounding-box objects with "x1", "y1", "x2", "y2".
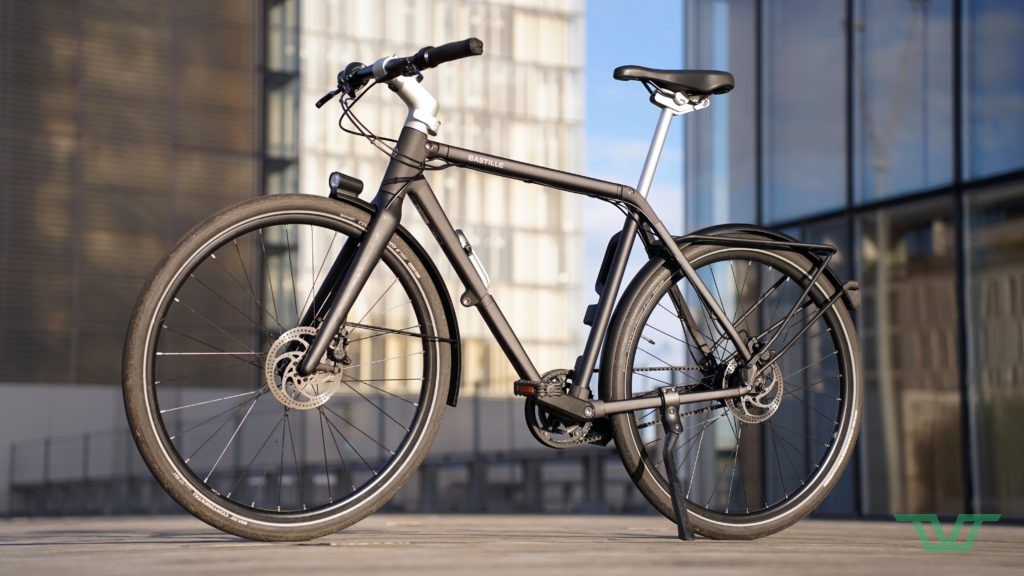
[
  {"x1": 0, "y1": 0, "x2": 587, "y2": 513},
  {"x1": 685, "y1": 0, "x2": 1023, "y2": 518},
  {"x1": 292, "y1": 0, "x2": 586, "y2": 397}
]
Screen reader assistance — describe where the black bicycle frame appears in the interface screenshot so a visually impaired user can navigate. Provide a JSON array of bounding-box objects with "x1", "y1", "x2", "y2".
[{"x1": 297, "y1": 125, "x2": 836, "y2": 419}]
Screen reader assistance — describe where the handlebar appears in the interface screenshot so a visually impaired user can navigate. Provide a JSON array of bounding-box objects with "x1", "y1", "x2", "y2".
[{"x1": 315, "y1": 38, "x2": 484, "y2": 108}]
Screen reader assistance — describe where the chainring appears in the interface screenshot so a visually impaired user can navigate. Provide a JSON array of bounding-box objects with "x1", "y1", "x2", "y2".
[{"x1": 524, "y1": 369, "x2": 598, "y2": 449}]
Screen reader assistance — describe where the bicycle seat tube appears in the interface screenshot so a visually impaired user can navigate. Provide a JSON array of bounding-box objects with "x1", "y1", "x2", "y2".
[{"x1": 298, "y1": 73, "x2": 437, "y2": 376}]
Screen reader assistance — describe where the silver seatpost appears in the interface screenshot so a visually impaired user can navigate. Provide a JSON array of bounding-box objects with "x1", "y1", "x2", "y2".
[{"x1": 636, "y1": 90, "x2": 710, "y2": 198}]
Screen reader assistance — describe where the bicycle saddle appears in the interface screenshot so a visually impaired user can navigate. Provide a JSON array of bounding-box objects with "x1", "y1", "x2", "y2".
[{"x1": 613, "y1": 66, "x2": 734, "y2": 97}]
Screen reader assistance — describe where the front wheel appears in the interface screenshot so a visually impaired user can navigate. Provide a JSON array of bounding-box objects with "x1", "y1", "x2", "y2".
[
  {"x1": 602, "y1": 236, "x2": 862, "y2": 539},
  {"x1": 123, "y1": 194, "x2": 453, "y2": 541}
]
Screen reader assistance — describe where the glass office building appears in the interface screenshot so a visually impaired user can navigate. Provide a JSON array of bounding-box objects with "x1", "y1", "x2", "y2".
[{"x1": 685, "y1": 0, "x2": 1023, "y2": 517}]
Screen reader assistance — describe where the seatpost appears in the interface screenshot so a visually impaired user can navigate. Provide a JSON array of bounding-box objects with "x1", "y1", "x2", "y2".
[{"x1": 636, "y1": 106, "x2": 676, "y2": 198}]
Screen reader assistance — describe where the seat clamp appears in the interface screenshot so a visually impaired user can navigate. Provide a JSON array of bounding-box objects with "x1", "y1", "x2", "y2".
[{"x1": 650, "y1": 89, "x2": 710, "y2": 116}]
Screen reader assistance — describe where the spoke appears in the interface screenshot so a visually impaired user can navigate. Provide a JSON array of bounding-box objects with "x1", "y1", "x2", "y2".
[
  {"x1": 322, "y1": 406, "x2": 395, "y2": 456},
  {"x1": 769, "y1": 419, "x2": 789, "y2": 499},
  {"x1": 211, "y1": 245, "x2": 282, "y2": 333},
  {"x1": 784, "y1": 375, "x2": 842, "y2": 399},
  {"x1": 319, "y1": 407, "x2": 376, "y2": 474},
  {"x1": 356, "y1": 275, "x2": 398, "y2": 325},
  {"x1": 184, "y1": 393, "x2": 263, "y2": 462},
  {"x1": 686, "y1": 409, "x2": 715, "y2": 499},
  {"x1": 658, "y1": 301, "x2": 714, "y2": 347},
  {"x1": 204, "y1": 393, "x2": 261, "y2": 483},
  {"x1": 346, "y1": 324, "x2": 423, "y2": 344},
  {"x1": 227, "y1": 412, "x2": 286, "y2": 498},
  {"x1": 728, "y1": 415, "x2": 768, "y2": 511},
  {"x1": 157, "y1": 351, "x2": 262, "y2": 356},
  {"x1": 766, "y1": 420, "x2": 814, "y2": 463},
  {"x1": 283, "y1": 226, "x2": 300, "y2": 323},
  {"x1": 339, "y1": 381, "x2": 411, "y2": 431},
  {"x1": 783, "y1": 351, "x2": 839, "y2": 381},
  {"x1": 320, "y1": 407, "x2": 357, "y2": 492},
  {"x1": 166, "y1": 296, "x2": 258, "y2": 353},
  {"x1": 158, "y1": 324, "x2": 263, "y2": 370},
  {"x1": 300, "y1": 227, "x2": 338, "y2": 320},
  {"x1": 782, "y1": 388, "x2": 840, "y2": 424},
  {"x1": 358, "y1": 298, "x2": 414, "y2": 326},
  {"x1": 155, "y1": 362, "x2": 242, "y2": 385},
  {"x1": 189, "y1": 272, "x2": 276, "y2": 341},
  {"x1": 161, "y1": 390, "x2": 261, "y2": 414},
  {"x1": 768, "y1": 420, "x2": 805, "y2": 490},
  {"x1": 285, "y1": 411, "x2": 305, "y2": 509},
  {"x1": 704, "y1": 416, "x2": 740, "y2": 509},
  {"x1": 342, "y1": 375, "x2": 419, "y2": 406},
  {"x1": 258, "y1": 229, "x2": 284, "y2": 330},
  {"x1": 251, "y1": 433, "x2": 282, "y2": 507},
  {"x1": 343, "y1": 351, "x2": 424, "y2": 372},
  {"x1": 170, "y1": 394, "x2": 262, "y2": 442},
  {"x1": 768, "y1": 419, "x2": 832, "y2": 448},
  {"x1": 233, "y1": 238, "x2": 284, "y2": 332},
  {"x1": 319, "y1": 406, "x2": 333, "y2": 503}
]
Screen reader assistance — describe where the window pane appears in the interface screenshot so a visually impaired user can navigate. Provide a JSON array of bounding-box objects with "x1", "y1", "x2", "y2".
[
  {"x1": 854, "y1": 0, "x2": 953, "y2": 202},
  {"x1": 964, "y1": 0, "x2": 1024, "y2": 179},
  {"x1": 857, "y1": 197, "x2": 963, "y2": 514},
  {"x1": 966, "y1": 184, "x2": 1024, "y2": 516},
  {"x1": 763, "y1": 0, "x2": 846, "y2": 224},
  {"x1": 685, "y1": 0, "x2": 757, "y2": 230},
  {"x1": 802, "y1": 217, "x2": 858, "y2": 516}
]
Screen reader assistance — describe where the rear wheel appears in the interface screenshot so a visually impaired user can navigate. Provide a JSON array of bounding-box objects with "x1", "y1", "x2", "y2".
[
  {"x1": 603, "y1": 237, "x2": 861, "y2": 539},
  {"x1": 123, "y1": 194, "x2": 452, "y2": 541}
]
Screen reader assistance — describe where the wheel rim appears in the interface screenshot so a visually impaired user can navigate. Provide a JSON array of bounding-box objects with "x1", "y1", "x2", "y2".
[
  {"x1": 625, "y1": 247, "x2": 856, "y2": 522},
  {"x1": 141, "y1": 210, "x2": 440, "y2": 520}
]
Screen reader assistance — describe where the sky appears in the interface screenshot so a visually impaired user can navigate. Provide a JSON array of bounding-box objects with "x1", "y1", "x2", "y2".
[{"x1": 580, "y1": 0, "x2": 685, "y2": 297}]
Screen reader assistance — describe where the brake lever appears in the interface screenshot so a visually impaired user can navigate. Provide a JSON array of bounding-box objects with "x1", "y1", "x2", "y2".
[{"x1": 315, "y1": 88, "x2": 341, "y2": 109}]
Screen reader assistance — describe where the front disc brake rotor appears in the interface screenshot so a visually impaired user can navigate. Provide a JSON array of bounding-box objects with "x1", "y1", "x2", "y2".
[{"x1": 264, "y1": 327, "x2": 340, "y2": 410}]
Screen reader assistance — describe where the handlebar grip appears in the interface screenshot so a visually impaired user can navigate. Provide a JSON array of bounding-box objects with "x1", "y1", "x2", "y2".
[{"x1": 419, "y1": 38, "x2": 484, "y2": 69}]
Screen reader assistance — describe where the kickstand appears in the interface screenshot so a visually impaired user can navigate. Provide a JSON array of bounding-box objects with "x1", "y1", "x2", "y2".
[{"x1": 660, "y1": 387, "x2": 696, "y2": 541}]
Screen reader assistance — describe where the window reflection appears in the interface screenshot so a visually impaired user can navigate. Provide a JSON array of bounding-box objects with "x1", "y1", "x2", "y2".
[
  {"x1": 966, "y1": 184, "x2": 1024, "y2": 516},
  {"x1": 685, "y1": 0, "x2": 757, "y2": 230},
  {"x1": 964, "y1": 0, "x2": 1024, "y2": 178},
  {"x1": 763, "y1": 0, "x2": 846, "y2": 224},
  {"x1": 858, "y1": 199, "x2": 963, "y2": 514},
  {"x1": 854, "y1": 0, "x2": 952, "y2": 202}
]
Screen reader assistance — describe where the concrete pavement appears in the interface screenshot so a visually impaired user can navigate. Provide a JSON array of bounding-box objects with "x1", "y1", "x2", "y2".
[{"x1": 0, "y1": 514, "x2": 1021, "y2": 575}]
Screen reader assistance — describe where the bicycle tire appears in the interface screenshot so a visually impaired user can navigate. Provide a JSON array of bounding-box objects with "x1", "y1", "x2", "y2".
[
  {"x1": 602, "y1": 235, "x2": 861, "y2": 539},
  {"x1": 123, "y1": 194, "x2": 452, "y2": 541}
]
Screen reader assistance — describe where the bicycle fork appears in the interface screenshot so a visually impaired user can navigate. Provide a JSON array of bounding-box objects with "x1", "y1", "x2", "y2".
[{"x1": 296, "y1": 128, "x2": 427, "y2": 377}]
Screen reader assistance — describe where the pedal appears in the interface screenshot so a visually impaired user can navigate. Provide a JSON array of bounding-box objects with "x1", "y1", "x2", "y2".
[{"x1": 514, "y1": 379, "x2": 563, "y2": 397}]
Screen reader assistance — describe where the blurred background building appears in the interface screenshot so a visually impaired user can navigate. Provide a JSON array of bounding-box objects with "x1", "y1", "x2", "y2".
[
  {"x1": 0, "y1": 0, "x2": 592, "y2": 515},
  {"x1": 686, "y1": 0, "x2": 1023, "y2": 518},
  {"x1": 0, "y1": 0, "x2": 1021, "y2": 520}
]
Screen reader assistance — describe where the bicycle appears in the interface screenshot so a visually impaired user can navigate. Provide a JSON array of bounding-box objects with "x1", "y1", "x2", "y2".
[{"x1": 123, "y1": 38, "x2": 862, "y2": 542}]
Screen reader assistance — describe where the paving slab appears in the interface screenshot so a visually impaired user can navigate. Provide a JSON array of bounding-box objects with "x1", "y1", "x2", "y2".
[{"x1": 0, "y1": 514, "x2": 1021, "y2": 576}]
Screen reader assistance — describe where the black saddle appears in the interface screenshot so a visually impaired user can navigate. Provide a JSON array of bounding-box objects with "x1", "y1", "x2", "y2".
[{"x1": 613, "y1": 66, "x2": 734, "y2": 97}]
